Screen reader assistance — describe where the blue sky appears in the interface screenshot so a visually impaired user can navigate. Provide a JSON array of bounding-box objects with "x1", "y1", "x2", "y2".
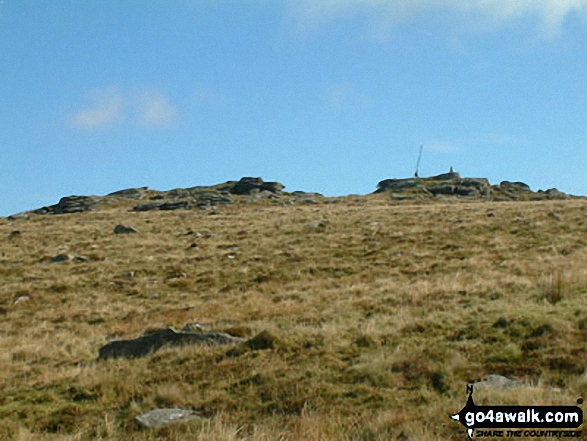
[{"x1": 1, "y1": 0, "x2": 587, "y2": 216}]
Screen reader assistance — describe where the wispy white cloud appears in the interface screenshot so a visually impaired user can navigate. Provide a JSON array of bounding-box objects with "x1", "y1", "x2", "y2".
[
  {"x1": 69, "y1": 87, "x2": 124, "y2": 129},
  {"x1": 69, "y1": 87, "x2": 179, "y2": 129},
  {"x1": 326, "y1": 82, "x2": 373, "y2": 109},
  {"x1": 288, "y1": 0, "x2": 587, "y2": 37},
  {"x1": 136, "y1": 91, "x2": 178, "y2": 127}
]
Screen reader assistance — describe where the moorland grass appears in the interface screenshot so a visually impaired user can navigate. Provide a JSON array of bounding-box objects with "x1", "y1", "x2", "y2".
[{"x1": 0, "y1": 195, "x2": 586, "y2": 440}]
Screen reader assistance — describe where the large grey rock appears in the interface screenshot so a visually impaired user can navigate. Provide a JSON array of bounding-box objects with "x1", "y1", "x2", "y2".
[
  {"x1": 459, "y1": 178, "x2": 490, "y2": 188},
  {"x1": 536, "y1": 188, "x2": 571, "y2": 200},
  {"x1": 260, "y1": 181, "x2": 284, "y2": 194},
  {"x1": 230, "y1": 177, "x2": 285, "y2": 195},
  {"x1": 34, "y1": 196, "x2": 100, "y2": 215},
  {"x1": 499, "y1": 181, "x2": 531, "y2": 191},
  {"x1": 98, "y1": 327, "x2": 246, "y2": 359},
  {"x1": 376, "y1": 178, "x2": 419, "y2": 192},
  {"x1": 135, "y1": 408, "x2": 203, "y2": 428},
  {"x1": 56, "y1": 196, "x2": 100, "y2": 213},
  {"x1": 50, "y1": 253, "x2": 73, "y2": 263},
  {"x1": 231, "y1": 177, "x2": 264, "y2": 195}
]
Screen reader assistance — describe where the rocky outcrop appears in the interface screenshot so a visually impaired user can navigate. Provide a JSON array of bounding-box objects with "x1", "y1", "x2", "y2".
[
  {"x1": 7, "y1": 173, "x2": 579, "y2": 220},
  {"x1": 376, "y1": 169, "x2": 573, "y2": 201},
  {"x1": 34, "y1": 196, "x2": 100, "y2": 215},
  {"x1": 98, "y1": 327, "x2": 246, "y2": 359},
  {"x1": 230, "y1": 177, "x2": 284, "y2": 195},
  {"x1": 107, "y1": 187, "x2": 149, "y2": 199},
  {"x1": 132, "y1": 191, "x2": 234, "y2": 211},
  {"x1": 499, "y1": 181, "x2": 531, "y2": 191},
  {"x1": 195, "y1": 191, "x2": 234, "y2": 207},
  {"x1": 133, "y1": 201, "x2": 190, "y2": 212},
  {"x1": 536, "y1": 188, "x2": 571, "y2": 200}
]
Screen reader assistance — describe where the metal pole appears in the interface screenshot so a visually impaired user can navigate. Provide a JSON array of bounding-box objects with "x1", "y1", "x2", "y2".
[{"x1": 414, "y1": 145, "x2": 423, "y2": 178}]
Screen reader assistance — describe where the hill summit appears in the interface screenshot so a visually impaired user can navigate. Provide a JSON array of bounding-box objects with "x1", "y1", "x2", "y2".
[
  {"x1": 7, "y1": 172, "x2": 578, "y2": 219},
  {"x1": 376, "y1": 168, "x2": 573, "y2": 201}
]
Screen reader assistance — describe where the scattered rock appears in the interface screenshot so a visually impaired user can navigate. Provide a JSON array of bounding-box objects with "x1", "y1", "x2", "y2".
[
  {"x1": 8, "y1": 230, "x2": 21, "y2": 240},
  {"x1": 114, "y1": 224, "x2": 138, "y2": 234},
  {"x1": 13, "y1": 296, "x2": 30, "y2": 305},
  {"x1": 472, "y1": 375, "x2": 524, "y2": 390},
  {"x1": 135, "y1": 408, "x2": 204, "y2": 429},
  {"x1": 182, "y1": 322, "x2": 212, "y2": 332},
  {"x1": 98, "y1": 327, "x2": 246, "y2": 359},
  {"x1": 87, "y1": 314, "x2": 105, "y2": 325},
  {"x1": 50, "y1": 253, "x2": 73, "y2": 263},
  {"x1": 306, "y1": 220, "x2": 329, "y2": 229},
  {"x1": 548, "y1": 211, "x2": 563, "y2": 222}
]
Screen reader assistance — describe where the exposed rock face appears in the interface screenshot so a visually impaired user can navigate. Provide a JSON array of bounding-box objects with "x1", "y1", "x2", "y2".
[
  {"x1": 6, "y1": 173, "x2": 578, "y2": 220},
  {"x1": 107, "y1": 187, "x2": 149, "y2": 199},
  {"x1": 132, "y1": 191, "x2": 234, "y2": 211},
  {"x1": 376, "y1": 169, "x2": 573, "y2": 201},
  {"x1": 34, "y1": 196, "x2": 100, "y2": 215},
  {"x1": 98, "y1": 327, "x2": 246, "y2": 359},
  {"x1": 195, "y1": 191, "x2": 234, "y2": 207},
  {"x1": 133, "y1": 201, "x2": 190, "y2": 212},
  {"x1": 500, "y1": 181, "x2": 531, "y2": 191},
  {"x1": 231, "y1": 177, "x2": 284, "y2": 195},
  {"x1": 536, "y1": 188, "x2": 570, "y2": 200}
]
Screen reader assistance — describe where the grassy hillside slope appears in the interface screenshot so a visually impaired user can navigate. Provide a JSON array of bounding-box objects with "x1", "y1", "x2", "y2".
[{"x1": 1, "y1": 195, "x2": 586, "y2": 440}]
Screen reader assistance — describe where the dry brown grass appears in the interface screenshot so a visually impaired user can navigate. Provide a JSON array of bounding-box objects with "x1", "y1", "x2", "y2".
[{"x1": 1, "y1": 195, "x2": 586, "y2": 440}]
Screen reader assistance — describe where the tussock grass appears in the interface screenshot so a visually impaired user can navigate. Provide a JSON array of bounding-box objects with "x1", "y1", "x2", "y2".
[{"x1": 1, "y1": 196, "x2": 586, "y2": 439}]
